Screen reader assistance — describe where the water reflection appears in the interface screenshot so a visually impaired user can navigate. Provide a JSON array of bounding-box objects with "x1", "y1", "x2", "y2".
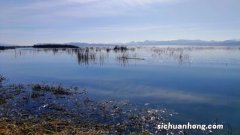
[
  {"x1": 1, "y1": 46, "x2": 239, "y2": 67},
  {"x1": 76, "y1": 48, "x2": 96, "y2": 65},
  {"x1": 7, "y1": 46, "x2": 202, "y2": 66},
  {"x1": 151, "y1": 47, "x2": 190, "y2": 64},
  {"x1": 1, "y1": 45, "x2": 240, "y2": 134}
]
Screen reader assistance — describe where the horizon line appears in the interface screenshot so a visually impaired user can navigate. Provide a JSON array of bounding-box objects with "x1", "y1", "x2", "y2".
[{"x1": 1, "y1": 39, "x2": 240, "y2": 46}]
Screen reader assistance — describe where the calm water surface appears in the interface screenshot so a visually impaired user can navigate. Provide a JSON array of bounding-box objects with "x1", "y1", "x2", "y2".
[{"x1": 0, "y1": 45, "x2": 240, "y2": 134}]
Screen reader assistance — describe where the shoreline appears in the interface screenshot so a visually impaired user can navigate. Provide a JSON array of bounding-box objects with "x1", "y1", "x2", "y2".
[
  {"x1": 0, "y1": 73, "x2": 231, "y2": 135},
  {"x1": 0, "y1": 75, "x2": 170, "y2": 134}
]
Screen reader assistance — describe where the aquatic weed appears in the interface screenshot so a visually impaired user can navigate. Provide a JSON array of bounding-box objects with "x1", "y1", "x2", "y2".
[
  {"x1": 32, "y1": 84, "x2": 72, "y2": 95},
  {"x1": 0, "y1": 80, "x2": 227, "y2": 135}
]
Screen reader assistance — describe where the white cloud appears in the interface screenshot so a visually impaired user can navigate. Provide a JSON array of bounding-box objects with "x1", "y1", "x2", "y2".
[{"x1": 0, "y1": 0, "x2": 182, "y2": 23}]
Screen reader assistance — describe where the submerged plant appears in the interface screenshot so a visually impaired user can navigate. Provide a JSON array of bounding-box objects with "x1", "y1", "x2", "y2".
[
  {"x1": 0, "y1": 76, "x2": 228, "y2": 135},
  {"x1": 32, "y1": 84, "x2": 72, "y2": 95},
  {"x1": 0, "y1": 75, "x2": 6, "y2": 83}
]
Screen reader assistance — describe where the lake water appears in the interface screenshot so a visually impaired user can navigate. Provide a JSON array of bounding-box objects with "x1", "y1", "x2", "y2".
[{"x1": 0, "y1": 45, "x2": 240, "y2": 134}]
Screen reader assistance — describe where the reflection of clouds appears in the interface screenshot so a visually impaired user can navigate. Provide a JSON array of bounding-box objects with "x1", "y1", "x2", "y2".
[
  {"x1": 134, "y1": 87, "x2": 214, "y2": 103},
  {"x1": 2, "y1": 47, "x2": 240, "y2": 107},
  {"x1": 8, "y1": 46, "x2": 240, "y2": 67},
  {"x1": 44, "y1": 74, "x2": 239, "y2": 107},
  {"x1": 82, "y1": 83, "x2": 238, "y2": 106},
  {"x1": 151, "y1": 47, "x2": 191, "y2": 64}
]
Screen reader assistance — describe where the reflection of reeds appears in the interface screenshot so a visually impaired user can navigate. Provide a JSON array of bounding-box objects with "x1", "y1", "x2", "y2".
[
  {"x1": 5, "y1": 46, "x2": 198, "y2": 66},
  {"x1": 34, "y1": 47, "x2": 138, "y2": 66},
  {"x1": 116, "y1": 51, "x2": 145, "y2": 66},
  {"x1": 151, "y1": 47, "x2": 190, "y2": 64},
  {"x1": 106, "y1": 48, "x2": 111, "y2": 53},
  {"x1": 116, "y1": 52, "x2": 129, "y2": 66},
  {"x1": 76, "y1": 48, "x2": 96, "y2": 65}
]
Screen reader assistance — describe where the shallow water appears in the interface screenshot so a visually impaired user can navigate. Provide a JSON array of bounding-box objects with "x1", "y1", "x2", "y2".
[{"x1": 1, "y1": 45, "x2": 240, "y2": 134}]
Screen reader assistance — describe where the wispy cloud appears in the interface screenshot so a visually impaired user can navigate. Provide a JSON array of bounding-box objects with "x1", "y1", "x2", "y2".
[
  {"x1": 0, "y1": 0, "x2": 182, "y2": 23},
  {"x1": 1, "y1": 0, "x2": 240, "y2": 44}
]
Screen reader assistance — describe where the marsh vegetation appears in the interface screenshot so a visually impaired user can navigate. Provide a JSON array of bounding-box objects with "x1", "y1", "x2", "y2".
[
  {"x1": 4, "y1": 45, "x2": 199, "y2": 66},
  {"x1": 0, "y1": 75, "x2": 227, "y2": 135},
  {"x1": 33, "y1": 44, "x2": 79, "y2": 48},
  {"x1": 0, "y1": 46, "x2": 16, "y2": 50},
  {"x1": 0, "y1": 75, "x2": 171, "y2": 134}
]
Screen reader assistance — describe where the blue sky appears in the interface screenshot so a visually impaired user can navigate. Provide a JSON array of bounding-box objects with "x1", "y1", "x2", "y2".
[{"x1": 0, "y1": 0, "x2": 240, "y2": 45}]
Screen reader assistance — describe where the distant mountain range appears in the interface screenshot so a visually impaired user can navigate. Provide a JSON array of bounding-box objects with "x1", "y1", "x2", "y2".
[
  {"x1": 1, "y1": 39, "x2": 240, "y2": 47},
  {"x1": 67, "y1": 40, "x2": 240, "y2": 46},
  {"x1": 126, "y1": 40, "x2": 240, "y2": 46},
  {"x1": 67, "y1": 42, "x2": 117, "y2": 47}
]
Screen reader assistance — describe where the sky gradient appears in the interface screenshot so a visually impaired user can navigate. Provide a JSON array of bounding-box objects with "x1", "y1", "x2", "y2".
[{"x1": 0, "y1": 0, "x2": 240, "y2": 45}]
